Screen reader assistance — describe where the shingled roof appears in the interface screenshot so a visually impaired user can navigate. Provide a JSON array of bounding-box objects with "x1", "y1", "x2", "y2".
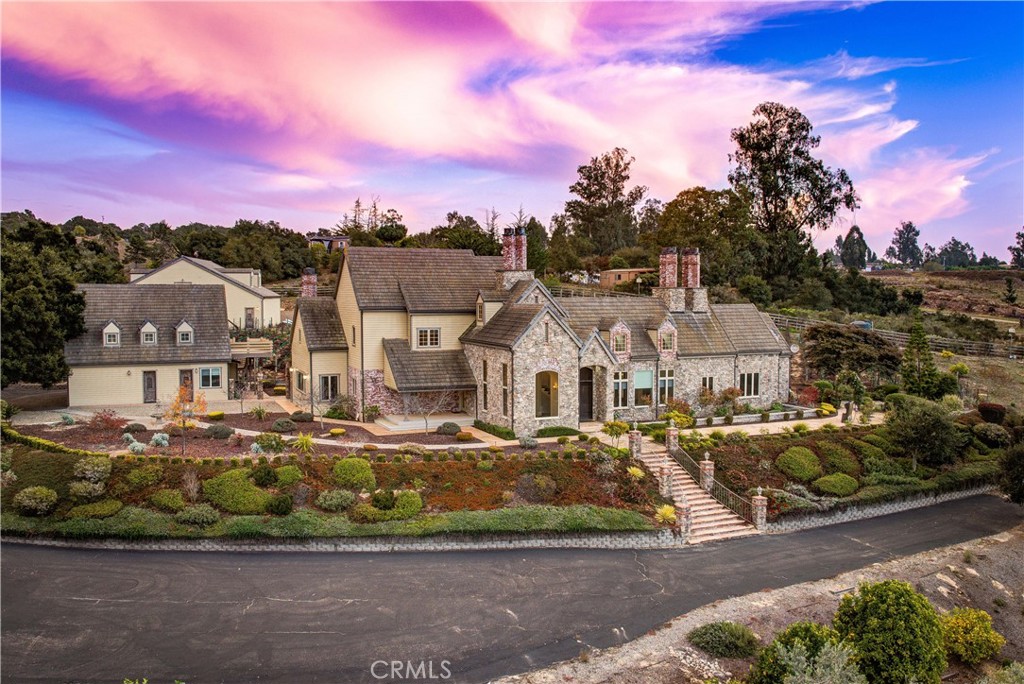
[
  {"x1": 65, "y1": 284, "x2": 231, "y2": 366},
  {"x1": 344, "y1": 248, "x2": 503, "y2": 311},
  {"x1": 382, "y1": 339, "x2": 476, "y2": 392},
  {"x1": 460, "y1": 303, "x2": 543, "y2": 348},
  {"x1": 711, "y1": 304, "x2": 790, "y2": 354},
  {"x1": 131, "y1": 256, "x2": 280, "y2": 298},
  {"x1": 295, "y1": 297, "x2": 347, "y2": 351}
]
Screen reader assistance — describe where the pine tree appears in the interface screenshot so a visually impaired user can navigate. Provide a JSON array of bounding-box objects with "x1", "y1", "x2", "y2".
[{"x1": 900, "y1": 318, "x2": 939, "y2": 398}]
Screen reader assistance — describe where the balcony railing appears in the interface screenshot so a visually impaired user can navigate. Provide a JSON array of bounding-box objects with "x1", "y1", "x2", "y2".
[{"x1": 230, "y1": 337, "x2": 274, "y2": 359}]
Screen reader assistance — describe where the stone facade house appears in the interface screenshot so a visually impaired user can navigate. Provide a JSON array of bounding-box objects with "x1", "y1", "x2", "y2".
[
  {"x1": 130, "y1": 256, "x2": 282, "y2": 330},
  {"x1": 303, "y1": 231, "x2": 791, "y2": 436},
  {"x1": 65, "y1": 284, "x2": 232, "y2": 407}
]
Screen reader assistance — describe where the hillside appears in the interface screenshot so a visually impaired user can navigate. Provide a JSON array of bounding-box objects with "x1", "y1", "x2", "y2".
[{"x1": 867, "y1": 269, "x2": 1024, "y2": 325}]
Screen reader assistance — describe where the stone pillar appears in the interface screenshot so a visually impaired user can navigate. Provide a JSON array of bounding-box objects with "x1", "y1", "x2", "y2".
[
  {"x1": 300, "y1": 267, "x2": 317, "y2": 298},
  {"x1": 699, "y1": 454, "x2": 715, "y2": 492},
  {"x1": 659, "y1": 247, "x2": 678, "y2": 288},
  {"x1": 659, "y1": 466, "x2": 673, "y2": 500},
  {"x1": 753, "y1": 491, "x2": 768, "y2": 530},
  {"x1": 675, "y1": 491, "x2": 691, "y2": 539},
  {"x1": 665, "y1": 425, "x2": 679, "y2": 450},
  {"x1": 628, "y1": 429, "x2": 642, "y2": 459}
]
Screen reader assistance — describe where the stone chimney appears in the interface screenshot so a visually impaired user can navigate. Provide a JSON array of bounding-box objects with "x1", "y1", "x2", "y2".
[
  {"x1": 659, "y1": 247, "x2": 678, "y2": 288},
  {"x1": 680, "y1": 248, "x2": 701, "y2": 288},
  {"x1": 497, "y1": 227, "x2": 534, "y2": 290},
  {"x1": 301, "y1": 267, "x2": 317, "y2": 298},
  {"x1": 502, "y1": 227, "x2": 517, "y2": 271},
  {"x1": 514, "y1": 226, "x2": 528, "y2": 270}
]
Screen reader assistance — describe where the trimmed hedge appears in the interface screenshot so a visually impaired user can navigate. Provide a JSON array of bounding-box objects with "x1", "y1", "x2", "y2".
[
  {"x1": 473, "y1": 420, "x2": 515, "y2": 440},
  {"x1": 818, "y1": 442, "x2": 859, "y2": 476},
  {"x1": 775, "y1": 447, "x2": 823, "y2": 482},
  {"x1": 148, "y1": 488, "x2": 186, "y2": 512},
  {"x1": 202, "y1": 469, "x2": 271, "y2": 514},
  {"x1": 67, "y1": 499, "x2": 124, "y2": 519},
  {"x1": 333, "y1": 458, "x2": 376, "y2": 491},
  {"x1": 813, "y1": 473, "x2": 859, "y2": 497},
  {"x1": 1, "y1": 425, "x2": 108, "y2": 458},
  {"x1": 536, "y1": 426, "x2": 581, "y2": 438},
  {"x1": 349, "y1": 490, "x2": 423, "y2": 523}
]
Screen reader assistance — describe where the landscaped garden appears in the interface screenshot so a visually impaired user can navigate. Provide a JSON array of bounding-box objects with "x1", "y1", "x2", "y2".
[{"x1": 0, "y1": 410, "x2": 671, "y2": 540}]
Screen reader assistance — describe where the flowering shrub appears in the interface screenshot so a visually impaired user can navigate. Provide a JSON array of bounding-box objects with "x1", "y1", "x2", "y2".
[
  {"x1": 13, "y1": 486, "x2": 58, "y2": 515},
  {"x1": 73, "y1": 456, "x2": 112, "y2": 483},
  {"x1": 941, "y1": 608, "x2": 1005, "y2": 665}
]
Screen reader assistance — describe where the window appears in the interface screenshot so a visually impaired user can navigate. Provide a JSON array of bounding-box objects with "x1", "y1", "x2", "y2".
[
  {"x1": 296, "y1": 372, "x2": 305, "y2": 392},
  {"x1": 178, "y1": 330, "x2": 193, "y2": 345},
  {"x1": 104, "y1": 332, "x2": 120, "y2": 347},
  {"x1": 142, "y1": 331, "x2": 156, "y2": 345},
  {"x1": 482, "y1": 360, "x2": 488, "y2": 411},
  {"x1": 660, "y1": 332, "x2": 674, "y2": 351},
  {"x1": 740, "y1": 372, "x2": 760, "y2": 398},
  {"x1": 613, "y1": 371, "x2": 628, "y2": 408},
  {"x1": 544, "y1": 321, "x2": 550, "y2": 343},
  {"x1": 701, "y1": 376, "x2": 715, "y2": 392},
  {"x1": 200, "y1": 367, "x2": 222, "y2": 389},
  {"x1": 612, "y1": 334, "x2": 627, "y2": 353},
  {"x1": 320, "y1": 374, "x2": 340, "y2": 401},
  {"x1": 658, "y1": 369, "x2": 674, "y2": 405},
  {"x1": 476, "y1": 301, "x2": 483, "y2": 323},
  {"x1": 535, "y1": 371, "x2": 558, "y2": 417},
  {"x1": 501, "y1": 363, "x2": 509, "y2": 417},
  {"x1": 352, "y1": 325, "x2": 356, "y2": 346},
  {"x1": 634, "y1": 370, "x2": 653, "y2": 406},
  {"x1": 417, "y1": 327, "x2": 440, "y2": 348}
]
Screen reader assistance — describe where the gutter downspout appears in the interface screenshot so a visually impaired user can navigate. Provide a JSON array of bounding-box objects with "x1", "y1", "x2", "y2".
[
  {"x1": 360, "y1": 310, "x2": 366, "y2": 421},
  {"x1": 654, "y1": 357, "x2": 660, "y2": 421},
  {"x1": 309, "y1": 348, "x2": 314, "y2": 416},
  {"x1": 510, "y1": 352, "x2": 515, "y2": 436}
]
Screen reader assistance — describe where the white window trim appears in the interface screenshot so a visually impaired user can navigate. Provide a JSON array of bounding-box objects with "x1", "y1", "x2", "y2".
[
  {"x1": 658, "y1": 369, "x2": 674, "y2": 405},
  {"x1": 739, "y1": 372, "x2": 760, "y2": 398},
  {"x1": 199, "y1": 367, "x2": 222, "y2": 389},
  {"x1": 178, "y1": 331, "x2": 193, "y2": 345},
  {"x1": 613, "y1": 371, "x2": 629, "y2": 409},
  {"x1": 104, "y1": 332, "x2": 120, "y2": 347},
  {"x1": 142, "y1": 331, "x2": 157, "y2": 345},
  {"x1": 416, "y1": 327, "x2": 440, "y2": 349}
]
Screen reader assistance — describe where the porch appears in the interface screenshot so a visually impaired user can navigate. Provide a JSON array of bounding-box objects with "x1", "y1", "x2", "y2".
[{"x1": 375, "y1": 412, "x2": 474, "y2": 432}]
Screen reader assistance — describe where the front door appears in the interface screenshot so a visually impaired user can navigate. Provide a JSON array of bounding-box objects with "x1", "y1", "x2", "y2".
[
  {"x1": 579, "y1": 367, "x2": 594, "y2": 422},
  {"x1": 143, "y1": 371, "x2": 157, "y2": 403},
  {"x1": 179, "y1": 369, "x2": 194, "y2": 401}
]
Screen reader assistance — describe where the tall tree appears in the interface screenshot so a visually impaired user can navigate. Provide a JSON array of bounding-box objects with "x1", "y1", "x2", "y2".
[
  {"x1": 936, "y1": 237, "x2": 976, "y2": 268},
  {"x1": 900, "y1": 317, "x2": 939, "y2": 398},
  {"x1": 839, "y1": 225, "x2": 869, "y2": 270},
  {"x1": 1009, "y1": 229, "x2": 1024, "y2": 268},
  {"x1": 374, "y1": 209, "x2": 407, "y2": 244},
  {"x1": 728, "y1": 102, "x2": 857, "y2": 281},
  {"x1": 885, "y1": 221, "x2": 923, "y2": 267},
  {"x1": 415, "y1": 211, "x2": 500, "y2": 255},
  {"x1": 547, "y1": 214, "x2": 582, "y2": 274},
  {"x1": 564, "y1": 147, "x2": 647, "y2": 256}
]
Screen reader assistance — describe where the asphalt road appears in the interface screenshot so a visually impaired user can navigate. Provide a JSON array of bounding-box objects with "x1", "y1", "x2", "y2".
[{"x1": 2, "y1": 495, "x2": 1021, "y2": 684}]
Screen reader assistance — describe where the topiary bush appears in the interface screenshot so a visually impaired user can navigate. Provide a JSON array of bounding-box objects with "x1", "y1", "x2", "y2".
[
  {"x1": 207, "y1": 411, "x2": 224, "y2": 421},
  {"x1": 205, "y1": 424, "x2": 235, "y2": 440},
  {"x1": 148, "y1": 488, "x2": 186, "y2": 512},
  {"x1": 819, "y1": 442, "x2": 859, "y2": 476},
  {"x1": 274, "y1": 465, "x2": 303, "y2": 487},
  {"x1": 315, "y1": 489, "x2": 357, "y2": 512},
  {"x1": 13, "y1": 486, "x2": 58, "y2": 515},
  {"x1": 349, "y1": 490, "x2": 423, "y2": 523},
  {"x1": 175, "y1": 504, "x2": 220, "y2": 526},
  {"x1": 749, "y1": 621, "x2": 841, "y2": 684},
  {"x1": 271, "y1": 418, "x2": 296, "y2": 433},
  {"x1": 687, "y1": 621, "x2": 760, "y2": 658},
  {"x1": 973, "y1": 423, "x2": 1011, "y2": 448},
  {"x1": 251, "y1": 463, "x2": 278, "y2": 487},
  {"x1": 125, "y1": 464, "x2": 164, "y2": 490},
  {"x1": 941, "y1": 608, "x2": 1005, "y2": 665},
  {"x1": 74, "y1": 456, "x2": 112, "y2": 483},
  {"x1": 333, "y1": 457, "x2": 376, "y2": 491},
  {"x1": 435, "y1": 422, "x2": 461, "y2": 436},
  {"x1": 202, "y1": 468, "x2": 271, "y2": 514},
  {"x1": 812, "y1": 473, "x2": 859, "y2": 497},
  {"x1": 833, "y1": 580, "x2": 945, "y2": 684},
  {"x1": 66, "y1": 499, "x2": 124, "y2": 519},
  {"x1": 267, "y1": 493, "x2": 293, "y2": 515},
  {"x1": 456, "y1": 431, "x2": 474, "y2": 442},
  {"x1": 776, "y1": 447, "x2": 823, "y2": 482}
]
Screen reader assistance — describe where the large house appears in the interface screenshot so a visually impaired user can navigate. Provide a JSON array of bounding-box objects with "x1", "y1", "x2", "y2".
[
  {"x1": 130, "y1": 256, "x2": 282, "y2": 330},
  {"x1": 290, "y1": 230, "x2": 791, "y2": 436},
  {"x1": 65, "y1": 284, "x2": 232, "y2": 407}
]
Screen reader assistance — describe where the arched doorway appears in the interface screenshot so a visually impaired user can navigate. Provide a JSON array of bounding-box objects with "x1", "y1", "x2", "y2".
[
  {"x1": 578, "y1": 367, "x2": 594, "y2": 421},
  {"x1": 535, "y1": 371, "x2": 559, "y2": 418}
]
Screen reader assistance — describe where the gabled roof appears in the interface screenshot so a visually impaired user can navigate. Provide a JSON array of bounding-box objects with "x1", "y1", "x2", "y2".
[
  {"x1": 295, "y1": 297, "x2": 347, "y2": 351},
  {"x1": 342, "y1": 247, "x2": 503, "y2": 312},
  {"x1": 131, "y1": 256, "x2": 280, "y2": 299},
  {"x1": 711, "y1": 304, "x2": 790, "y2": 354},
  {"x1": 382, "y1": 339, "x2": 476, "y2": 392},
  {"x1": 461, "y1": 302, "x2": 583, "y2": 350},
  {"x1": 66, "y1": 284, "x2": 231, "y2": 366}
]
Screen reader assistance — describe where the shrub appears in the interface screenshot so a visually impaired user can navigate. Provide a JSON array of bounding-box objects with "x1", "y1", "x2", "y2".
[
  {"x1": 250, "y1": 443, "x2": 265, "y2": 455},
  {"x1": 125, "y1": 464, "x2": 164, "y2": 490},
  {"x1": 267, "y1": 493, "x2": 293, "y2": 515},
  {"x1": 328, "y1": 427, "x2": 346, "y2": 437},
  {"x1": 862, "y1": 433, "x2": 898, "y2": 455},
  {"x1": 202, "y1": 469, "x2": 271, "y2": 514},
  {"x1": 66, "y1": 498, "x2": 124, "y2": 519},
  {"x1": 687, "y1": 621, "x2": 760, "y2": 658},
  {"x1": 128, "y1": 441, "x2": 146, "y2": 455},
  {"x1": 271, "y1": 418, "x2": 296, "y2": 433},
  {"x1": 978, "y1": 403, "x2": 1007, "y2": 424},
  {"x1": 13, "y1": 486, "x2": 58, "y2": 515},
  {"x1": 473, "y1": 419, "x2": 516, "y2": 440},
  {"x1": 254, "y1": 432, "x2": 287, "y2": 453},
  {"x1": 205, "y1": 423, "x2": 235, "y2": 440},
  {"x1": 750, "y1": 622, "x2": 841, "y2": 684},
  {"x1": 69, "y1": 480, "x2": 106, "y2": 501},
  {"x1": 818, "y1": 442, "x2": 859, "y2": 476},
  {"x1": 207, "y1": 411, "x2": 224, "y2": 421},
  {"x1": 978, "y1": 663, "x2": 1024, "y2": 684},
  {"x1": 248, "y1": 405, "x2": 269, "y2": 420},
  {"x1": 848, "y1": 439, "x2": 887, "y2": 463},
  {"x1": 122, "y1": 432, "x2": 138, "y2": 445},
  {"x1": 941, "y1": 608, "x2": 1005, "y2": 665},
  {"x1": 349, "y1": 490, "x2": 423, "y2": 522},
  {"x1": 536, "y1": 426, "x2": 581, "y2": 438},
  {"x1": 973, "y1": 423, "x2": 1011, "y2": 448},
  {"x1": 124, "y1": 422, "x2": 147, "y2": 434},
  {"x1": 456, "y1": 431, "x2": 474, "y2": 442},
  {"x1": 175, "y1": 504, "x2": 220, "y2": 526},
  {"x1": 518, "y1": 436, "x2": 539, "y2": 449},
  {"x1": 148, "y1": 488, "x2": 186, "y2": 512},
  {"x1": 315, "y1": 489, "x2": 357, "y2": 512},
  {"x1": 333, "y1": 458, "x2": 376, "y2": 491},
  {"x1": 74, "y1": 456, "x2": 112, "y2": 483},
  {"x1": 833, "y1": 580, "x2": 945, "y2": 684},
  {"x1": 371, "y1": 490, "x2": 396, "y2": 510},
  {"x1": 274, "y1": 465, "x2": 303, "y2": 487},
  {"x1": 812, "y1": 473, "x2": 859, "y2": 497},
  {"x1": 251, "y1": 463, "x2": 278, "y2": 487},
  {"x1": 291, "y1": 411, "x2": 314, "y2": 423},
  {"x1": 291, "y1": 432, "x2": 316, "y2": 455},
  {"x1": 776, "y1": 447, "x2": 823, "y2": 482},
  {"x1": 435, "y1": 422, "x2": 462, "y2": 435},
  {"x1": 149, "y1": 432, "x2": 170, "y2": 447}
]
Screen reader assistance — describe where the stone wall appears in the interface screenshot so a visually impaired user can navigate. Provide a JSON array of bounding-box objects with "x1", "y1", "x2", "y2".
[
  {"x1": 764, "y1": 486, "x2": 997, "y2": 534},
  {"x1": 734, "y1": 353, "x2": 788, "y2": 407},
  {"x1": 512, "y1": 310, "x2": 581, "y2": 436},
  {"x1": 462, "y1": 344, "x2": 513, "y2": 430}
]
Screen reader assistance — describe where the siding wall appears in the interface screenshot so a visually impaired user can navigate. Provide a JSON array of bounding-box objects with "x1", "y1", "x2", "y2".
[
  {"x1": 69, "y1": 363, "x2": 229, "y2": 407},
  {"x1": 409, "y1": 313, "x2": 474, "y2": 351},
  {"x1": 335, "y1": 263, "x2": 362, "y2": 375},
  {"x1": 363, "y1": 312, "x2": 407, "y2": 370}
]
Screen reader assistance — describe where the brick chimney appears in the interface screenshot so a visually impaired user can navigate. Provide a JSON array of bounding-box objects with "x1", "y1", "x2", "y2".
[
  {"x1": 514, "y1": 226, "x2": 528, "y2": 270},
  {"x1": 502, "y1": 228, "x2": 516, "y2": 271},
  {"x1": 300, "y1": 267, "x2": 317, "y2": 298},
  {"x1": 659, "y1": 247, "x2": 678, "y2": 288},
  {"x1": 497, "y1": 227, "x2": 534, "y2": 290},
  {"x1": 680, "y1": 248, "x2": 701, "y2": 288}
]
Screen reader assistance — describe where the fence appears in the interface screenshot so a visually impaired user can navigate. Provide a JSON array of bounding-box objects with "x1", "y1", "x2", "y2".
[
  {"x1": 667, "y1": 443, "x2": 754, "y2": 525},
  {"x1": 768, "y1": 313, "x2": 1024, "y2": 358},
  {"x1": 267, "y1": 284, "x2": 334, "y2": 297}
]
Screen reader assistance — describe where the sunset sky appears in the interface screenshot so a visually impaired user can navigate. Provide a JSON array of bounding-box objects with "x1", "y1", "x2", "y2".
[{"x1": 2, "y1": 1, "x2": 1021, "y2": 258}]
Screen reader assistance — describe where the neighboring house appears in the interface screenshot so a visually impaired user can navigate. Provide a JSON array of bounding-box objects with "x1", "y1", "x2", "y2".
[
  {"x1": 65, "y1": 284, "x2": 231, "y2": 407},
  {"x1": 290, "y1": 296, "x2": 348, "y2": 413},
  {"x1": 130, "y1": 256, "x2": 282, "y2": 330},
  {"x1": 598, "y1": 267, "x2": 655, "y2": 289},
  {"x1": 300, "y1": 229, "x2": 791, "y2": 436}
]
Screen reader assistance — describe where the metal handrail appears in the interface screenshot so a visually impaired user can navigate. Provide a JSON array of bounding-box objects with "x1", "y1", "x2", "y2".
[{"x1": 667, "y1": 443, "x2": 754, "y2": 524}]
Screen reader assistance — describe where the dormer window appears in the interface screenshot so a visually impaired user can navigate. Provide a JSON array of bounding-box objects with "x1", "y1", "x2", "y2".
[
  {"x1": 103, "y1": 322, "x2": 121, "y2": 347},
  {"x1": 660, "y1": 332, "x2": 674, "y2": 351},
  {"x1": 140, "y1": 321, "x2": 158, "y2": 346},
  {"x1": 176, "y1": 320, "x2": 195, "y2": 346},
  {"x1": 612, "y1": 334, "x2": 627, "y2": 353},
  {"x1": 476, "y1": 301, "x2": 483, "y2": 324}
]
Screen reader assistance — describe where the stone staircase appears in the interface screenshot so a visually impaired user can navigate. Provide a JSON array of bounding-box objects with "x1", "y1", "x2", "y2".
[{"x1": 635, "y1": 444, "x2": 758, "y2": 545}]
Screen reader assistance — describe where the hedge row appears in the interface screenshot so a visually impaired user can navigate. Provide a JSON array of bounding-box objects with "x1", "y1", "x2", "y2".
[{"x1": 1, "y1": 424, "x2": 108, "y2": 459}]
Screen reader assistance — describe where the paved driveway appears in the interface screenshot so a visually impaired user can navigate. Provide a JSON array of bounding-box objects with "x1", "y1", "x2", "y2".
[{"x1": 2, "y1": 495, "x2": 1021, "y2": 684}]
